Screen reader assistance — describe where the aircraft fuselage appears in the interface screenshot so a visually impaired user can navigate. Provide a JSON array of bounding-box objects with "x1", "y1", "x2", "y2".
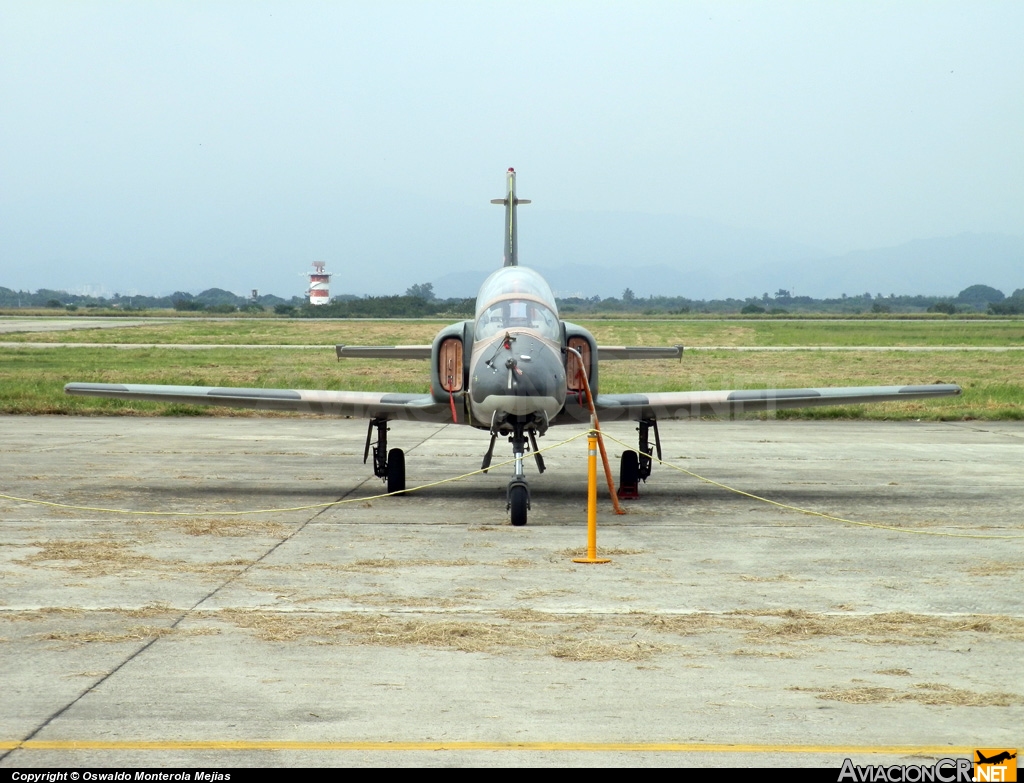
[{"x1": 466, "y1": 265, "x2": 567, "y2": 431}]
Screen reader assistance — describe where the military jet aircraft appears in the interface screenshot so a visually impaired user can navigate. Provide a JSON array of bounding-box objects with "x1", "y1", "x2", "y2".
[{"x1": 66, "y1": 168, "x2": 962, "y2": 525}]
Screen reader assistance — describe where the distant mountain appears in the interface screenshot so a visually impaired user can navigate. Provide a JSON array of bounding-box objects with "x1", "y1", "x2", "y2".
[
  {"x1": 761, "y1": 233, "x2": 1024, "y2": 299},
  {"x1": 431, "y1": 208, "x2": 826, "y2": 299},
  {"x1": 431, "y1": 224, "x2": 1023, "y2": 301},
  {"x1": 6, "y1": 181, "x2": 1020, "y2": 302},
  {"x1": 525, "y1": 209, "x2": 824, "y2": 300}
]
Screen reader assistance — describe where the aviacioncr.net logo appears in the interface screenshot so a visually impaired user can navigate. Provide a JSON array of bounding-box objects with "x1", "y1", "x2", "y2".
[
  {"x1": 838, "y1": 758, "x2": 973, "y2": 782},
  {"x1": 974, "y1": 749, "x2": 1017, "y2": 782}
]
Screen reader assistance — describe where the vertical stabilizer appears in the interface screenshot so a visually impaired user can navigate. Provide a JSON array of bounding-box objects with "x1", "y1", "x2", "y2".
[{"x1": 490, "y1": 167, "x2": 531, "y2": 267}]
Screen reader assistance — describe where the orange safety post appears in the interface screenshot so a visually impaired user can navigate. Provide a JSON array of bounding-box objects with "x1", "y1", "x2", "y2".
[{"x1": 573, "y1": 432, "x2": 610, "y2": 564}]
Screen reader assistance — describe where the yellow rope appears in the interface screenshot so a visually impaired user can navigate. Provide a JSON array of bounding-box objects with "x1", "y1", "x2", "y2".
[
  {"x1": 0, "y1": 431, "x2": 591, "y2": 517},
  {"x1": 3, "y1": 426, "x2": 1021, "y2": 540},
  {"x1": 600, "y1": 431, "x2": 1024, "y2": 540}
]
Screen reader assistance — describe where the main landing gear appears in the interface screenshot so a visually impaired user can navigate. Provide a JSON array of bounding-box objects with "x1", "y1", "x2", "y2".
[
  {"x1": 482, "y1": 416, "x2": 545, "y2": 526},
  {"x1": 618, "y1": 418, "x2": 661, "y2": 500},
  {"x1": 365, "y1": 417, "x2": 405, "y2": 494}
]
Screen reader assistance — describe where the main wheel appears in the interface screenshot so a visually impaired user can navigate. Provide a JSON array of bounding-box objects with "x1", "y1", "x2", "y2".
[
  {"x1": 386, "y1": 448, "x2": 406, "y2": 494},
  {"x1": 509, "y1": 484, "x2": 528, "y2": 526}
]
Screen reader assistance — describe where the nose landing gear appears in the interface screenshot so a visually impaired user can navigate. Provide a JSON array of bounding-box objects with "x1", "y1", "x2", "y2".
[
  {"x1": 489, "y1": 418, "x2": 544, "y2": 526},
  {"x1": 507, "y1": 422, "x2": 531, "y2": 526}
]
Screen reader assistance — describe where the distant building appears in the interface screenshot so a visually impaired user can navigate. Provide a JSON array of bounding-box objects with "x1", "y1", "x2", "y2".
[{"x1": 307, "y1": 262, "x2": 330, "y2": 305}]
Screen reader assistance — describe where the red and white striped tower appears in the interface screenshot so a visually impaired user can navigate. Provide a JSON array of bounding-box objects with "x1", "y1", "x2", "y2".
[{"x1": 308, "y1": 262, "x2": 331, "y2": 305}]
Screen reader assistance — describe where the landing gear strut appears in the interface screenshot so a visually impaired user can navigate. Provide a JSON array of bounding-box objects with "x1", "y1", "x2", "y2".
[
  {"x1": 364, "y1": 417, "x2": 406, "y2": 494},
  {"x1": 618, "y1": 418, "x2": 661, "y2": 500},
  {"x1": 483, "y1": 415, "x2": 544, "y2": 525},
  {"x1": 507, "y1": 422, "x2": 531, "y2": 526}
]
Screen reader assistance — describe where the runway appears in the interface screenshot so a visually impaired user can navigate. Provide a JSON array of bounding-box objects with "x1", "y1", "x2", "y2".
[{"x1": 1, "y1": 416, "x2": 1021, "y2": 767}]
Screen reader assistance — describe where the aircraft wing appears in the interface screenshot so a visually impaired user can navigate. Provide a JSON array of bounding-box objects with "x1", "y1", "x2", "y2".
[
  {"x1": 589, "y1": 383, "x2": 962, "y2": 421},
  {"x1": 335, "y1": 345, "x2": 683, "y2": 360},
  {"x1": 64, "y1": 383, "x2": 452, "y2": 421}
]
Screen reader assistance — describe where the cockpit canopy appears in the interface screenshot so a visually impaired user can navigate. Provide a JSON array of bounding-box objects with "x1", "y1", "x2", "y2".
[{"x1": 474, "y1": 266, "x2": 560, "y2": 341}]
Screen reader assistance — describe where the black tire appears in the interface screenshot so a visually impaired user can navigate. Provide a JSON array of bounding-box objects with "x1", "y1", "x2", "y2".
[
  {"x1": 386, "y1": 448, "x2": 406, "y2": 494},
  {"x1": 509, "y1": 484, "x2": 528, "y2": 526},
  {"x1": 620, "y1": 450, "x2": 640, "y2": 488}
]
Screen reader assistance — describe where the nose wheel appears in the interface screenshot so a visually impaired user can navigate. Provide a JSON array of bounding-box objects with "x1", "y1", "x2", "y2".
[
  {"x1": 505, "y1": 420, "x2": 533, "y2": 525},
  {"x1": 508, "y1": 479, "x2": 529, "y2": 526}
]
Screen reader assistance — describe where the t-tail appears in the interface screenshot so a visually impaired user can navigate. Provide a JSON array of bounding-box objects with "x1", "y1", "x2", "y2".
[{"x1": 490, "y1": 167, "x2": 531, "y2": 267}]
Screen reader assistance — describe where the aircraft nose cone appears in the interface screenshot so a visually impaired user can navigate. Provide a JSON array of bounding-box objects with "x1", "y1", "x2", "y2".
[{"x1": 471, "y1": 335, "x2": 566, "y2": 418}]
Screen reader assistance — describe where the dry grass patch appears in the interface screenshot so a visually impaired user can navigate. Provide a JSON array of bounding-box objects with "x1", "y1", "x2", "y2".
[
  {"x1": 120, "y1": 604, "x2": 178, "y2": 619},
  {"x1": 340, "y1": 557, "x2": 473, "y2": 571},
  {"x1": 345, "y1": 593, "x2": 467, "y2": 609},
  {"x1": 9, "y1": 606, "x2": 215, "y2": 647},
  {"x1": 967, "y1": 560, "x2": 1024, "y2": 576},
  {"x1": 732, "y1": 648, "x2": 800, "y2": 658},
  {"x1": 499, "y1": 608, "x2": 553, "y2": 623},
  {"x1": 735, "y1": 610, "x2": 1024, "y2": 645},
  {"x1": 802, "y1": 683, "x2": 1022, "y2": 707},
  {"x1": 516, "y1": 588, "x2": 572, "y2": 600},
  {"x1": 216, "y1": 610, "x2": 548, "y2": 653},
  {"x1": 613, "y1": 610, "x2": 1024, "y2": 649},
  {"x1": 643, "y1": 613, "x2": 726, "y2": 635},
  {"x1": 558, "y1": 547, "x2": 645, "y2": 558},
  {"x1": 201, "y1": 607, "x2": 1024, "y2": 661},
  {"x1": 550, "y1": 637, "x2": 665, "y2": 662},
  {"x1": 164, "y1": 557, "x2": 253, "y2": 575},
  {"x1": 215, "y1": 610, "x2": 326, "y2": 642},
  {"x1": 32, "y1": 618, "x2": 218, "y2": 646},
  {"x1": 14, "y1": 539, "x2": 256, "y2": 578},
  {"x1": 364, "y1": 618, "x2": 546, "y2": 653},
  {"x1": 739, "y1": 573, "x2": 804, "y2": 583},
  {"x1": 216, "y1": 609, "x2": 669, "y2": 661},
  {"x1": 501, "y1": 558, "x2": 534, "y2": 568},
  {"x1": 17, "y1": 539, "x2": 160, "y2": 576},
  {"x1": 172, "y1": 518, "x2": 291, "y2": 538},
  {"x1": 0, "y1": 607, "x2": 85, "y2": 622},
  {"x1": 35, "y1": 625, "x2": 171, "y2": 645}
]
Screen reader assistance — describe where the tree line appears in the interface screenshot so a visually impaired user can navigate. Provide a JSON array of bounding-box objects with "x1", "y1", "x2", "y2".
[{"x1": 2, "y1": 282, "x2": 1023, "y2": 316}]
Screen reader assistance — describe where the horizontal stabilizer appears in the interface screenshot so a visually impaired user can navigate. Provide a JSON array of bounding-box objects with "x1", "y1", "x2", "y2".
[
  {"x1": 598, "y1": 345, "x2": 683, "y2": 360},
  {"x1": 336, "y1": 345, "x2": 431, "y2": 359}
]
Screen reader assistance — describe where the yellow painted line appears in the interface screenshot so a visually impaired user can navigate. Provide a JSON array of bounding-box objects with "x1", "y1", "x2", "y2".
[{"x1": 1, "y1": 740, "x2": 971, "y2": 754}]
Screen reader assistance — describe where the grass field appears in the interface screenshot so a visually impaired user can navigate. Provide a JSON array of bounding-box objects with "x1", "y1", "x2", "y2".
[
  {"x1": 4, "y1": 316, "x2": 1024, "y2": 346},
  {"x1": 1, "y1": 317, "x2": 1021, "y2": 419}
]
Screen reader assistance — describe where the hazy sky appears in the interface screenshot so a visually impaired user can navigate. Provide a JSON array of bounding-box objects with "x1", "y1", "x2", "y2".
[{"x1": 1, "y1": 1, "x2": 1022, "y2": 297}]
